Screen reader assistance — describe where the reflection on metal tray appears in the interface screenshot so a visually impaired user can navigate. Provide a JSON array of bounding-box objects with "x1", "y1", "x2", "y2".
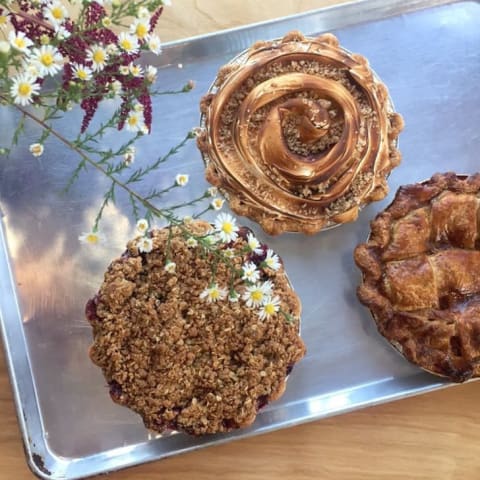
[{"x1": 0, "y1": 0, "x2": 479, "y2": 478}]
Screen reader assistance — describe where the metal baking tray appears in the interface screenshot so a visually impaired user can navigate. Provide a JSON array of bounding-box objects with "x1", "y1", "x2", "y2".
[{"x1": 0, "y1": 0, "x2": 478, "y2": 478}]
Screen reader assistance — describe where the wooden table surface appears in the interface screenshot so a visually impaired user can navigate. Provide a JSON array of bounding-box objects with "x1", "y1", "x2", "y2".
[{"x1": 2, "y1": 1, "x2": 480, "y2": 479}]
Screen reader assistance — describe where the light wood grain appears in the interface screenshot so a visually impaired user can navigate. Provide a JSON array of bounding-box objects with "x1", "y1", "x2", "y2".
[
  {"x1": 2, "y1": 1, "x2": 480, "y2": 479},
  {"x1": 158, "y1": 1, "x2": 350, "y2": 41}
]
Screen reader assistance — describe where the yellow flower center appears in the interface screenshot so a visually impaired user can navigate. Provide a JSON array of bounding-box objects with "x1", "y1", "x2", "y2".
[
  {"x1": 102, "y1": 17, "x2": 112, "y2": 27},
  {"x1": 0, "y1": 15, "x2": 7, "y2": 26},
  {"x1": 210, "y1": 289, "x2": 220, "y2": 300},
  {"x1": 135, "y1": 23, "x2": 148, "y2": 39},
  {"x1": 120, "y1": 39, "x2": 133, "y2": 50},
  {"x1": 264, "y1": 303, "x2": 276, "y2": 315},
  {"x1": 93, "y1": 49, "x2": 105, "y2": 64},
  {"x1": 251, "y1": 290, "x2": 263, "y2": 302},
  {"x1": 18, "y1": 82, "x2": 32, "y2": 97},
  {"x1": 128, "y1": 115, "x2": 139, "y2": 127},
  {"x1": 14, "y1": 38, "x2": 26, "y2": 49},
  {"x1": 40, "y1": 52, "x2": 54, "y2": 66},
  {"x1": 222, "y1": 222, "x2": 233, "y2": 234},
  {"x1": 131, "y1": 66, "x2": 140, "y2": 75},
  {"x1": 52, "y1": 7, "x2": 64, "y2": 20},
  {"x1": 77, "y1": 69, "x2": 88, "y2": 80},
  {"x1": 31, "y1": 145, "x2": 42, "y2": 155},
  {"x1": 86, "y1": 234, "x2": 99, "y2": 245}
]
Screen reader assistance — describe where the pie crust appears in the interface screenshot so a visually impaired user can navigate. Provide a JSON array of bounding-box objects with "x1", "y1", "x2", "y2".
[
  {"x1": 354, "y1": 173, "x2": 480, "y2": 382},
  {"x1": 197, "y1": 31, "x2": 404, "y2": 235},
  {"x1": 86, "y1": 221, "x2": 305, "y2": 434}
]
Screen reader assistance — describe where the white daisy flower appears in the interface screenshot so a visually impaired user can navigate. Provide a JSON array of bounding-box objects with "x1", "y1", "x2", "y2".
[
  {"x1": 79, "y1": 231, "x2": 104, "y2": 245},
  {"x1": 10, "y1": 74, "x2": 40, "y2": 106},
  {"x1": 207, "y1": 186, "x2": 218, "y2": 196},
  {"x1": 22, "y1": 60, "x2": 41, "y2": 79},
  {"x1": 55, "y1": 25, "x2": 71, "y2": 40},
  {"x1": 130, "y1": 18, "x2": 150, "y2": 40},
  {"x1": 258, "y1": 296, "x2": 281, "y2": 320},
  {"x1": 43, "y1": 1, "x2": 68, "y2": 27},
  {"x1": 200, "y1": 283, "x2": 227, "y2": 303},
  {"x1": 214, "y1": 212, "x2": 238, "y2": 243},
  {"x1": 123, "y1": 146, "x2": 135, "y2": 165},
  {"x1": 29, "y1": 143, "x2": 44, "y2": 157},
  {"x1": 125, "y1": 111, "x2": 146, "y2": 132},
  {"x1": 183, "y1": 215, "x2": 193, "y2": 225},
  {"x1": 246, "y1": 233, "x2": 262, "y2": 255},
  {"x1": 72, "y1": 63, "x2": 92, "y2": 81},
  {"x1": 242, "y1": 261, "x2": 260, "y2": 283},
  {"x1": 260, "y1": 280, "x2": 274, "y2": 297},
  {"x1": 110, "y1": 80, "x2": 122, "y2": 95},
  {"x1": 211, "y1": 198, "x2": 224, "y2": 211},
  {"x1": 137, "y1": 236, "x2": 153, "y2": 253},
  {"x1": 106, "y1": 43, "x2": 118, "y2": 56},
  {"x1": 145, "y1": 65, "x2": 157, "y2": 83},
  {"x1": 223, "y1": 248, "x2": 235, "y2": 258},
  {"x1": 101, "y1": 16, "x2": 112, "y2": 28},
  {"x1": 242, "y1": 284, "x2": 266, "y2": 308},
  {"x1": 137, "y1": 6, "x2": 151, "y2": 21},
  {"x1": 9, "y1": 31, "x2": 33, "y2": 53},
  {"x1": 133, "y1": 102, "x2": 144, "y2": 112},
  {"x1": 146, "y1": 34, "x2": 162, "y2": 54},
  {"x1": 186, "y1": 237, "x2": 198, "y2": 248},
  {"x1": 204, "y1": 233, "x2": 218, "y2": 246},
  {"x1": 129, "y1": 63, "x2": 143, "y2": 77},
  {"x1": 263, "y1": 249, "x2": 281, "y2": 271},
  {"x1": 118, "y1": 32, "x2": 139, "y2": 54},
  {"x1": 175, "y1": 174, "x2": 189, "y2": 186},
  {"x1": 135, "y1": 218, "x2": 148, "y2": 235},
  {"x1": 39, "y1": 34, "x2": 50, "y2": 45},
  {"x1": 164, "y1": 261, "x2": 176, "y2": 274},
  {"x1": 86, "y1": 45, "x2": 108, "y2": 72},
  {"x1": 29, "y1": 45, "x2": 63, "y2": 77},
  {"x1": 119, "y1": 65, "x2": 130, "y2": 75}
]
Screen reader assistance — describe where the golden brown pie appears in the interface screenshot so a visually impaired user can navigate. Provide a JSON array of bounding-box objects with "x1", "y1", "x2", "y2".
[
  {"x1": 197, "y1": 31, "x2": 404, "y2": 235},
  {"x1": 86, "y1": 221, "x2": 305, "y2": 435},
  {"x1": 354, "y1": 173, "x2": 480, "y2": 382}
]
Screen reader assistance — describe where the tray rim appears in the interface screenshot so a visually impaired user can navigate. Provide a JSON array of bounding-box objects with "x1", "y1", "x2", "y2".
[{"x1": 0, "y1": 0, "x2": 476, "y2": 478}]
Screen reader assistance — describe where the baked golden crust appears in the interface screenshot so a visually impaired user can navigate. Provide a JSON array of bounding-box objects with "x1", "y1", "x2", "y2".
[
  {"x1": 354, "y1": 173, "x2": 480, "y2": 382},
  {"x1": 197, "y1": 31, "x2": 403, "y2": 235},
  {"x1": 86, "y1": 221, "x2": 305, "y2": 435}
]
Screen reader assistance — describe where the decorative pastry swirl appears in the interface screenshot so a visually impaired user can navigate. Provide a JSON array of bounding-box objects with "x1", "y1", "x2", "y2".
[
  {"x1": 355, "y1": 173, "x2": 480, "y2": 382},
  {"x1": 197, "y1": 31, "x2": 404, "y2": 235}
]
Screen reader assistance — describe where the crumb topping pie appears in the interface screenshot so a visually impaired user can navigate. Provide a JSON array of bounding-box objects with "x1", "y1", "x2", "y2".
[
  {"x1": 355, "y1": 173, "x2": 480, "y2": 382},
  {"x1": 197, "y1": 31, "x2": 404, "y2": 235},
  {"x1": 86, "y1": 221, "x2": 305, "y2": 435}
]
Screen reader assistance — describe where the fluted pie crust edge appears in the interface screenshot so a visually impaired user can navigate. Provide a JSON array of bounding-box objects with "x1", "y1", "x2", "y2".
[
  {"x1": 198, "y1": 31, "x2": 404, "y2": 235},
  {"x1": 354, "y1": 173, "x2": 480, "y2": 382}
]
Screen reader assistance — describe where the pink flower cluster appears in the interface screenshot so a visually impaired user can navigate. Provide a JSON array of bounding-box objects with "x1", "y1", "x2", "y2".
[{"x1": 6, "y1": 1, "x2": 163, "y2": 133}]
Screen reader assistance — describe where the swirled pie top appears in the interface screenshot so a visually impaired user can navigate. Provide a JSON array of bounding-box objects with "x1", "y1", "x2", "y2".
[
  {"x1": 355, "y1": 173, "x2": 480, "y2": 382},
  {"x1": 197, "y1": 31, "x2": 404, "y2": 235}
]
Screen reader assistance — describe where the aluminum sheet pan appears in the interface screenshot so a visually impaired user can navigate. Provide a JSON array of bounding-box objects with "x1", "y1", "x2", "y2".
[{"x1": 0, "y1": 0, "x2": 479, "y2": 478}]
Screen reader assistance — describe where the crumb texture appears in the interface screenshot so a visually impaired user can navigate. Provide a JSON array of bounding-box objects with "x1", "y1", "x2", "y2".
[
  {"x1": 87, "y1": 222, "x2": 305, "y2": 435},
  {"x1": 354, "y1": 173, "x2": 480, "y2": 382}
]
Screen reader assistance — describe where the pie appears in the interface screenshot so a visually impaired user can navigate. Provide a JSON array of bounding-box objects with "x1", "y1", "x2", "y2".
[
  {"x1": 354, "y1": 172, "x2": 480, "y2": 382},
  {"x1": 86, "y1": 221, "x2": 305, "y2": 435},
  {"x1": 197, "y1": 31, "x2": 404, "y2": 235}
]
